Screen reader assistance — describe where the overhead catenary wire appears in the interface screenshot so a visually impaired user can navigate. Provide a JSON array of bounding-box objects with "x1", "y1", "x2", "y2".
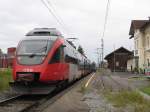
[
  {"x1": 40, "y1": 0, "x2": 69, "y2": 35},
  {"x1": 46, "y1": 0, "x2": 70, "y2": 33}
]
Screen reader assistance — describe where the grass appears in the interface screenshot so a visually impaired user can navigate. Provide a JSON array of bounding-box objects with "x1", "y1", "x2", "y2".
[
  {"x1": 104, "y1": 90, "x2": 150, "y2": 111},
  {"x1": 96, "y1": 68, "x2": 105, "y2": 74},
  {"x1": 79, "y1": 83, "x2": 91, "y2": 94},
  {"x1": 128, "y1": 76, "x2": 148, "y2": 81},
  {"x1": 140, "y1": 87, "x2": 150, "y2": 95},
  {"x1": 79, "y1": 85, "x2": 87, "y2": 94},
  {"x1": 0, "y1": 69, "x2": 13, "y2": 91}
]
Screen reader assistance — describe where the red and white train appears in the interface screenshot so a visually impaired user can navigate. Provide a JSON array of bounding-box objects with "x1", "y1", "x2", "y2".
[{"x1": 10, "y1": 28, "x2": 94, "y2": 94}]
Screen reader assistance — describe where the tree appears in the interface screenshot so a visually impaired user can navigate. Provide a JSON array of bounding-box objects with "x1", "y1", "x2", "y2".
[{"x1": 78, "y1": 45, "x2": 84, "y2": 55}]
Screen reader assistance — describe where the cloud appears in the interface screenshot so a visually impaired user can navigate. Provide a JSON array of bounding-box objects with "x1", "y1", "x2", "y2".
[{"x1": 0, "y1": 0, "x2": 149, "y2": 62}]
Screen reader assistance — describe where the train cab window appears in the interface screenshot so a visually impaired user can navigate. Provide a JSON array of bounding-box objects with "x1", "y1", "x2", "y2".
[{"x1": 49, "y1": 46, "x2": 64, "y2": 64}]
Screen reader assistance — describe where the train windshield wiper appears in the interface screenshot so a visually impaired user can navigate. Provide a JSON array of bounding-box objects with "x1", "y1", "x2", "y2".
[
  {"x1": 29, "y1": 53, "x2": 37, "y2": 58},
  {"x1": 28, "y1": 46, "x2": 48, "y2": 58},
  {"x1": 34, "y1": 46, "x2": 47, "y2": 53},
  {"x1": 32, "y1": 40, "x2": 48, "y2": 54}
]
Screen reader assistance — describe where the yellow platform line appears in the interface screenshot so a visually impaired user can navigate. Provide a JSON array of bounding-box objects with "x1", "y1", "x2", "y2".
[{"x1": 85, "y1": 73, "x2": 95, "y2": 88}]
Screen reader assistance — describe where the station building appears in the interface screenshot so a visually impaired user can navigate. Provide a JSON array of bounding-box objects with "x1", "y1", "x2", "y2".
[
  {"x1": 129, "y1": 19, "x2": 150, "y2": 74},
  {"x1": 104, "y1": 47, "x2": 133, "y2": 72}
]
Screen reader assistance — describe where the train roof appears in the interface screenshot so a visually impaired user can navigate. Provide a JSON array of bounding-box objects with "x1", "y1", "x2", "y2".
[
  {"x1": 64, "y1": 40, "x2": 90, "y2": 61},
  {"x1": 22, "y1": 28, "x2": 90, "y2": 62},
  {"x1": 22, "y1": 36, "x2": 59, "y2": 41},
  {"x1": 26, "y1": 28, "x2": 63, "y2": 37}
]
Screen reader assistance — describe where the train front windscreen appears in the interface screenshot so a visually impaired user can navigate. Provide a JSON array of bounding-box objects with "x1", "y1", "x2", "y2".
[{"x1": 17, "y1": 40, "x2": 53, "y2": 65}]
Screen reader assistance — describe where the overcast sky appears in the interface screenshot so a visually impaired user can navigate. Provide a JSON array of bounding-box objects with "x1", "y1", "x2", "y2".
[{"x1": 0, "y1": 0, "x2": 150, "y2": 62}]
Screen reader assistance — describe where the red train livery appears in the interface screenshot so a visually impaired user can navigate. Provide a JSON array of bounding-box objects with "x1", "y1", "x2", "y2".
[{"x1": 10, "y1": 28, "x2": 93, "y2": 94}]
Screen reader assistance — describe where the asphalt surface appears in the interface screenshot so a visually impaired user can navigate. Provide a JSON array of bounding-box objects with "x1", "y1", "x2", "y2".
[{"x1": 42, "y1": 74, "x2": 94, "y2": 112}]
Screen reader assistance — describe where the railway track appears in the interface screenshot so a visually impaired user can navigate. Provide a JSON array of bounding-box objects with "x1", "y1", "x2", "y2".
[
  {"x1": 99, "y1": 74, "x2": 131, "y2": 92},
  {"x1": 0, "y1": 94, "x2": 22, "y2": 105},
  {"x1": 0, "y1": 72, "x2": 94, "y2": 112},
  {"x1": 0, "y1": 94, "x2": 45, "y2": 112}
]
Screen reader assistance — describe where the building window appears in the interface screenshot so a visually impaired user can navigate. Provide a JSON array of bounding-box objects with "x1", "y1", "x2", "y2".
[
  {"x1": 147, "y1": 59, "x2": 150, "y2": 67},
  {"x1": 137, "y1": 40, "x2": 138, "y2": 49},
  {"x1": 147, "y1": 36, "x2": 149, "y2": 48}
]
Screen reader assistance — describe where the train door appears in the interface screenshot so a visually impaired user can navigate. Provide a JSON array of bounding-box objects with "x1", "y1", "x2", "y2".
[{"x1": 47, "y1": 45, "x2": 68, "y2": 81}]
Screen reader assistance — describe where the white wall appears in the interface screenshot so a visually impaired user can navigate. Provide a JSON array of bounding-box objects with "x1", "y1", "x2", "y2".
[
  {"x1": 134, "y1": 29, "x2": 145, "y2": 69},
  {"x1": 127, "y1": 59, "x2": 135, "y2": 71}
]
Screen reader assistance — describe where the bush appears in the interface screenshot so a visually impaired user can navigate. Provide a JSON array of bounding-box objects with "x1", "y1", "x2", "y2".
[
  {"x1": 139, "y1": 68, "x2": 144, "y2": 74},
  {"x1": 134, "y1": 67, "x2": 139, "y2": 73},
  {"x1": 0, "y1": 69, "x2": 13, "y2": 91}
]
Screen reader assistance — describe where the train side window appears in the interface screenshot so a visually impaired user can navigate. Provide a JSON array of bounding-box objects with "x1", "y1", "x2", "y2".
[
  {"x1": 65, "y1": 55, "x2": 78, "y2": 64},
  {"x1": 49, "y1": 46, "x2": 64, "y2": 64}
]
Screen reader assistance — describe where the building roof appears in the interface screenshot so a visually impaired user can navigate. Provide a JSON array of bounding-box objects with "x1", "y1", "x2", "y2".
[
  {"x1": 104, "y1": 47, "x2": 132, "y2": 60},
  {"x1": 129, "y1": 20, "x2": 149, "y2": 37}
]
